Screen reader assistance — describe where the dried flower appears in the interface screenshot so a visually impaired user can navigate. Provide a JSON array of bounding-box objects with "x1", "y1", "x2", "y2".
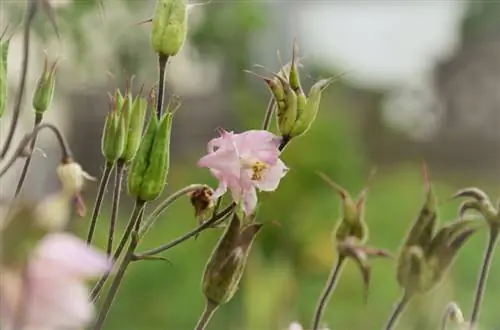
[
  {"x1": 202, "y1": 213, "x2": 262, "y2": 305},
  {"x1": 198, "y1": 129, "x2": 288, "y2": 215},
  {"x1": 151, "y1": 0, "x2": 188, "y2": 57},
  {"x1": 189, "y1": 185, "x2": 215, "y2": 224},
  {"x1": 0, "y1": 233, "x2": 111, "y2": 330},
  {"x1": 32, "y1": 55, "x2": 59, "y2": 114}
]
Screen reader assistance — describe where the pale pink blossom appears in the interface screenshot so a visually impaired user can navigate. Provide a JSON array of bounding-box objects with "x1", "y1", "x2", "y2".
[
  {"x1": 198, "y1": 129, "x2": 288, "y2": 214},
  {"x1": 0, "y1": 233, "x2": 111, "y2": 330}
]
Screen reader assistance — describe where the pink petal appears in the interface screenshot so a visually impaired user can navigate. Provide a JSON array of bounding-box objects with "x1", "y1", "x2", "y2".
[
  {"x1": 198, "y1": 149, "x2": 241, "y2": 179},
  {"x1": 254, "y1": 159, "x2": 288, "y2": 191},
  {"x1": 210, "y1": 169, "x2": 228, "y2": 199},
  {"x1": 242, "y1": 187, "x2": 258, "y2": 215},
  {"x1": 33, "y1": 233, "x2": 111, "y2": 279},
  {"x1": 207, "y1": 129, "x2": 234, "y2": 153},
  {"x1": 236, "y1": 130, "x2": 280, "y2": 151}
]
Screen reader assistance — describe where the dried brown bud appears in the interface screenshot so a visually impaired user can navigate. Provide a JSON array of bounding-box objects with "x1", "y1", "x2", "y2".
[{"x1": 189, "y1": 186, "x2": 214, "y2": 224}]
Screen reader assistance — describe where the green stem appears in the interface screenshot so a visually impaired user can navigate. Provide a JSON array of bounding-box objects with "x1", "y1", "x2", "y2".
[
  {"x1": 385, "y1": 294, "x2": 410, "y2": 330},
  {"x1": 195, "y1": 300, "x2": 219, "y2": 330},
  {"x1": 133, "y1": 203, "x2": 234, "y2": 259},
  {"x1": 93, "y1": 229, "x2": 141, "y2": 330},
  {"x1": 0, "y1": 1, "x2": 36, "y2": 159},
  {"x1": 138, "y1": 184, "x2": 207, "y2": 239},
  {"x1": 311, "y1": 255, "x2": 346, "y2": 330},
  {"x1": 106, "y1": 160, "x2": 125, "y2": 255},
  {"x1": 86, "y1": 162, "x2": 114, "y2": 245},
  {"x1": 156, "y1": 54, "x2": 170, "y2": 119},
  {"x1": 261, "y1": 98, "x2": 276, "y2": 130},
  {"x1": 90, "y1": 200, "x2": 145, "y2": 302},
  {"x1": 14, "y1": 113, "x2": 43, "y2": 197},
  {"x1": 469, "y1": 228, "x2": 499, "y2": 328}
]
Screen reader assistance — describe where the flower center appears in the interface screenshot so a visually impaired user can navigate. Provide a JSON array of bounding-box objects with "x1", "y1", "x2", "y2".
[{"x1": 251, "y1": 161, "x2": 267, "y2": 181}]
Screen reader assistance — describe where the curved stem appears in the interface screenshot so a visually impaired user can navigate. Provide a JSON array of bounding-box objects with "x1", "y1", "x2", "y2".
[
  {"x1": 86, "y1": 162, "x2": 114, "y2": 244},
  {"x1": 385, "y1": 294, "x2": 410, "y2": 330},
  {"x1": 0, "y1": 1, "x2": 36, "y2": 159},
  {"x1": 311, "y1": 255, "x2": 346, "y2": 330},
  {"x1": 0, "y1": 123, "x2": 72, "y2": 178},
  {"x1": 278, "y1": 135, "x2": 290, "y2": 151},
  {"x1": 261, "y1": 98, "x2": 276, "y2": 130},
  {"x1": 106, "y1": 161, "x2": 125, "y2": 255},
  {"x1": 93, "y1": 229, "x2": 141, "y2": 330},
  {"x1": 195, "y1": 300, "x2": 219, "y2": 330},
  {"x1": 14, "y1": 113, "x2": 43, "y2": 197},
  {"x1": 134, "y1": 203, "x2": 235, "y2": 259},
  {"x1": 469, "y1": 228, "x2": 499, "y2": 328},
  {"x1": 90, "y1": 200, "x2": 145, "y2": 302},
  {"x1": 156, "y1": 54, "x2": 169, "y2": 119},
  {"x1": 138, "y1": 184, "x2": 207, "y2": 239}
]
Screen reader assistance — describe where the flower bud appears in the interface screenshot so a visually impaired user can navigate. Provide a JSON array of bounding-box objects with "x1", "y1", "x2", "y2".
[
  {"x1": 289, "y1": 77, "x2": 334, "y2": 138},
  {"x1": 101, "y1": 90, "x2": 127, "y2": 163},
  {"x1": 0, "y1": 36, "x2": 10, "y2": 118},
  {"x1": 189, "y1": 185, "x2": 215, "y2": 225},
  {"x1": 127, "y1": 100, "x2": 178, "y2": 201},
  {"x1": 202, "y1": 213, "x2": 262, "y2": 305},
  {"x1": 32, "y1": 55, "x2": 58, "y2": 114},
  {"x1": 120, "y1": 88, "x2": 148, "y2": 163},
  {"x1": 442, "y1": 302, "x2": 465, "y2": 329},
  {"x1": 56, "y1": 161, "x2": 96, "y2": 197},
  {"x1": 151, "y1": 0, "x2": 188, "y2": 57}
]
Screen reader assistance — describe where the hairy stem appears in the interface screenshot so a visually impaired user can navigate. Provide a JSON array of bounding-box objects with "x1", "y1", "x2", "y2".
[
  {"x1": 156, "y1": 54, "x2": 169, "y2": 119},
  {"x1": 14, "y1": 113, "x2": 43, "y2": 197},
  {"x1": 0, "y1": 123, "x2": 72, "y2": 178},
  {"x1": 133, "y1": 203, "x2": 234, "y2": 259},
  {"x1": 261, "y1": 98, "x2": 276, "y2": 130},
  {"x1": 93, "y1": 229, "x2": 141, "y2": 330},
  {"x1": 90, "y1": 200, "x2": 145, "y2": 302},
  {"x1": 469, "y1": 228, "x2": 499, "y2": 328},
  {"x1": 385, "y1": 294, "x2": 410, "y2": 330},
  {"x1": 138, "y1": 184, "x2": 207, "y2": 239},
  {"x1": 0, "y1": 1, "x2": 36, "y2": 159},
  {"x1": 106, "y1": 160, "x2": 125, "y2": 255},
  {"x1": 311, "y1": 255, "x2": 346, "y2": 330},
  {"x1": 86, "y1": 162, "x2": 114, "y2": 245},
  {"x1": 195, "y1": 300, "x2": 219, "y2": 330}
]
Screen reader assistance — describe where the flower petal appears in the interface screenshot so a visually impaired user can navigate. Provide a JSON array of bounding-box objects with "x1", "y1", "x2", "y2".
[
  {"x1": 255, "y1": 159, "x2": 288, "y2": 191},
  {"x1": 198, "y1": 149, "x2": 241, "y2": 179},
  {"x1": 242, "y1": 187, "x2": 258, "y2": 215}
]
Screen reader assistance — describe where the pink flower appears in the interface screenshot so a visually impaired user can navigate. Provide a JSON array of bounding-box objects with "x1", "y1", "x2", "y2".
[
  {"x1": 198, "y1": 129, "x2": 288, "y2": 214},
  {"x1": 0, "y1": 233, "x2": 111, "y2": 330}
]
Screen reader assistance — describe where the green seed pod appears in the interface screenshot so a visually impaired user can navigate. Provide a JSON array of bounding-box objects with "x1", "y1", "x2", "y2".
[
  {"x1": 288, "y1": 40, "x2": 304, "y2": 96},
  {"x1": 127, "y1": 110, "x2": 159, "y2": 198},
  {"x1": 273, "y1": 75, "x2": 297, "y2": 138},
  {"x1": 121, "y1": 92, "x2": 148, "y2": 163},
  {"x1": 101, "y1": 92, "x2": 127, "y2": 163},
  {"x1": 138, "y1": 110, "x2": 173, "y2": 201},
  {"x1": 289, "y1": 78, "x2": 334, "y2": 138},
  {"x1": 32, "y1": 56, "x2": 58, "y2": 114},
  {"x1": 202, "y1": 213, "x2": 262, "y2": 305},
  {"x1": 151, "y1": 0, "x2": 188, "y2": 57},
  {"x1": 0, "y1": 37, "x2": 10, "y2": 118}
]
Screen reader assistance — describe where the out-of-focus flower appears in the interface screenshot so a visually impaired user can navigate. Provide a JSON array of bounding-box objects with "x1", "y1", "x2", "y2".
[
  {"x1": 287, "y1": 322, "x2": 330, "y2": 330},
  {"x1": 0, "y1": 233, "x2": 111, "y2": 330},
  {"x1": 198, "y1": 129, "x2": 288, "y2": 214}
]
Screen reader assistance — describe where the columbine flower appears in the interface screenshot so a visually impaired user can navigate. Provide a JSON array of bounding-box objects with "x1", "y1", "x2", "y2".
[
  {"x1": 198, "y1": 129, "x2": 288, "y2": 214},
  {"x1": 0, "y1": 233, "x2": 111, "y2": 329}
]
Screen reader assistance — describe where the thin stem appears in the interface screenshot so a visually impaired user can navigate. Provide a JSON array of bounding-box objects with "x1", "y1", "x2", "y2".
[
  {"x1": 469, "y1": 228, "x2": 499, "y2": 328},
  {"x1": 93, "y1": 230, "x2": 141, "y2": 330},
  {"x1": 156, "y1": 54, "x2": 170, "y2": 119},
  {"x1": 261, "y1": 98, "x2": 276, "y2": 130},
  {"x1": 195, "y1": 300, "x2": 219, "y2": 330},
  {"x1": 311, "y1": 255, "x2": 346, "y2": 330},
  {"x1": 138, "y1": 184, "x2": 208, "y2": 239},
  {"x1": 278, "y1": 135, "x2": 290, "y2": 151},
  {"x1": 385, "y1": 294, "x2": 410, "y2": 330},
  {"x1": 134, "y1": 203, "x2": 235, "y2": 259},
  {"x1": 0, "y1": 1, "x2": 36, "y2": 159},
  {"x1": 106, "y1": 160, "x2": 125, "y2": 255},
  {"x1": 90, "y1": 200, "x2": 145, "y2": 302},
  {"x1": 14, "y1": 113, "x2": 43, "y2": 197},
  {"x1": 0, "y1": 123, "x2": 72, "y2": 178},
  {"x1": 86, "y1": 162, "x2": 114, "y2": 245}
]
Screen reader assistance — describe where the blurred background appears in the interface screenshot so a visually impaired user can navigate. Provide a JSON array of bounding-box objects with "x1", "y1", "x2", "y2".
[{"x1": 1, "y1": 0, "x2": 500, "y2": 329}]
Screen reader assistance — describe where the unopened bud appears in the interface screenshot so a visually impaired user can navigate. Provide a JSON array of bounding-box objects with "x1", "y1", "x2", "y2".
[
  {"x1": 151, "y1": 0, "x2": 188, "y2": 57},
  {"x1": 120, "y1": 88, "x2": 148, "y2": 163},
  {"x1": 0, "y1": 36, "x2": 10, "y2": 118},
  {"x1": 56, "y1": 161, "x2": 96, "y2": 197},
  {"x1": 102, "y1": 90, "x2": 127, "y2": 163},
  {"x1": 273, "y1": 74, "x2": 298, "y2": 138},
  {"x1": 32, "y1": 55, "x2": 58, "y2": 114},
  {"x1": 202, "y1": 213, "x2": 262, "y2": 305}
]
